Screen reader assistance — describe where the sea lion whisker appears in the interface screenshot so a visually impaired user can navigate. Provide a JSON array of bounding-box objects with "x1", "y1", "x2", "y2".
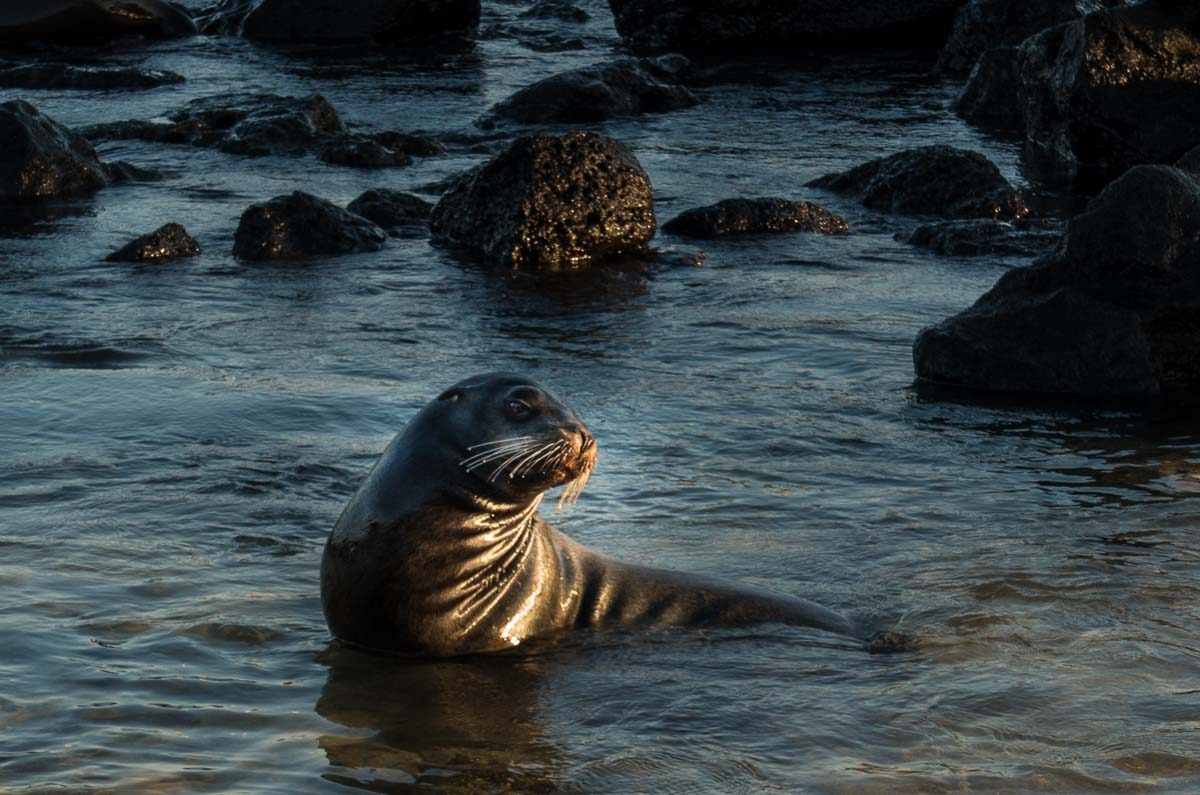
[
  {"x1": 515, "y1": 440, "x2": 566, "y2": 477},
  {"x1": 460, "y1": 440, "x2": 540, "y2": 467},
  {"x1": 466, "y1": 436, "x2": 535, "y2": 451},
  {"x1": 489, "y1": 446, "x2": 543, "y2": 482},
  {"x1": 463, "y1": 444, "x2": 541, "y2": 472},
  {"x1": 511, "y1": 441, "x2": 558, "y2": 478}
]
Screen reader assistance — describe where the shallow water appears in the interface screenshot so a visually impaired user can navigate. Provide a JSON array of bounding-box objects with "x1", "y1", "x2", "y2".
[{"x1": 2, "y1": 1, "x2": 1199, "y2": 793}]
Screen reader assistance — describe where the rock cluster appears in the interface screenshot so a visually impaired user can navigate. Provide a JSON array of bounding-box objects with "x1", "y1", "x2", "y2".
[
  {"x1": 914, "y1": 166, "x2": 1200, "y2": 401},
  {"x1": 195, "y1": 0, "x2": 480, "y2": 42},
  {"x1": 0, "y1": 0, "x2": 196, "y2": 46},
  {"x1": 606, "y1": 0, "x2": 964, "y2": 52},
  {"x1": 82, "y1": 94, "x2": 441, "y2": 165}
]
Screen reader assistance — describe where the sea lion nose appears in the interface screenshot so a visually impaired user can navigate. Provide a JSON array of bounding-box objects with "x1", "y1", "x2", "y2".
[{"x1": 578, "y1": 428, "x2": 594, "y2": 452}]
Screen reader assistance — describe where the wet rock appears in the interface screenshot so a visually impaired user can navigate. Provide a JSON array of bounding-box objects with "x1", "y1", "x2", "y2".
[
  {"x1": 607, "y1": 0, "x2": 964, "y2": 53},
  {"x1": 519, "y1": 0, "x2": 589, "y2": 22},
  {"x1": 430, "y1": 131, "x2": 656, "y2": 269},
  {"x1": 84, "y1": 93, "x2": 344, "y2": 157},
  {"x1": 106, "y1": 223, "x2": 200, "y2": 262},
  {"x1": 233, "y1": 191, "x2": 387, "y2": 260},
  {"x1": 0, "y1": 62, "x2": 185, "y2": 90},
  {"x1": 479, "y1": 55, "x2": 697, "y2": 128},
  {"x1": 1018, "y1": 2, "x2": 1200, "y2": 189},
  {"x1": 1177, "y1": 145, "x2": 1200, "y2": 175},
  {"x1": 102, "y1": 161, "x2": 162, "y2": 183},
  {"x1": 0, "y1": 0, "x2": 197, "y2": 46},
  {"x1": 319, "y1": 137, "x2": 410, "y2": 168},
  {"x1": 914, "y1": 165, "x2": 1200, "y2": 401},
  {"x1": 936, "y1": 0, "x2": 1085, "y2": 75},
  {"x1": 318, "y1": 131, "x2": 444, "y2": 167},
  {"x1": 0, "y1": 100, "x2": 110, "y2": 199},
  {"x1": 662, "y1": 198, "x2": 849, "y2": 238},
  {"x1": 197, "y1": 0, "x2": 480, "y2": 41},
  {"x1": 480, "y1": 23, "x2": 586, "y2": 52},
  {"x1": 904, "y1": 219, "x2": 1060, "y2": 258},
  {"x1": 807, "y1": 145, "x2": 1027, "y2": 220},
  {"x1": 955, "y1": 46, "x2": 1023, "y2": 134},
  {"x1": 346, "y1": 189, "x2": 432, "y2": 235},
  {"x1": 82, "y1": 94, "x2": 440, "y2": 167}
]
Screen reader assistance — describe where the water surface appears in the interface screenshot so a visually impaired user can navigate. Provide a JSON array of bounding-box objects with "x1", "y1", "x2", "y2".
[{"x1": 2, "y1": 1, "x2": 1198, "y2": 792}]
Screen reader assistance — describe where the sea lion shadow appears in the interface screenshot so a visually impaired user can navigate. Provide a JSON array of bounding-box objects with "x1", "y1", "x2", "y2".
[{"x1": 313, "y1": 642, "x2": 568, "y2": 793}]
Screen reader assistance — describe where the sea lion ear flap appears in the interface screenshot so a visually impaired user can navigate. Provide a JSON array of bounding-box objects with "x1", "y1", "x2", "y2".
[{"x1": 437, "y1": 387, "x2": 465, "y2": 402}]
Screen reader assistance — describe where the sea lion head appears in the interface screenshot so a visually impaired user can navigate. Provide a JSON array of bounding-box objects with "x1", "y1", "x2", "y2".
[{"x1": 421, "y1": 373, "x2": 597, "y2": 506}]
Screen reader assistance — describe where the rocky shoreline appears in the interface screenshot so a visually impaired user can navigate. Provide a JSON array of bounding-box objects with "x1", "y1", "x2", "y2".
[{"x1": 2, "y1": 0, "x2": 1198, "y2": 404}]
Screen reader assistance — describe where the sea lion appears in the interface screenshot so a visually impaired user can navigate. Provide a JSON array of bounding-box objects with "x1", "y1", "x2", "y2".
[
  {"x1": 0, "y1": 0, "x2": 197, "y2": 46},
  {"x1": 321, "y1": 373, "x2": 872, "y2": 657}
]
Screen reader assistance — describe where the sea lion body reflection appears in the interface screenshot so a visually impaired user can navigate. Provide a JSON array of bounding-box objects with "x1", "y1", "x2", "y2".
[{"x1": 321, "y1": 373, "x2": 857, "y2": 656}]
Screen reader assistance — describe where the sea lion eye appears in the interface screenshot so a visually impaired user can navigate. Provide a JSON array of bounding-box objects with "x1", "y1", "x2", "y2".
[{"x1": 506, "y1": 399, "x2": 533, "y2": 418}]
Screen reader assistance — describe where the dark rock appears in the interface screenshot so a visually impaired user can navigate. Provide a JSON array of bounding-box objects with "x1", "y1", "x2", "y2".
[
  {"x1": 662, "y1": 197, "x2": 849, "y2": 238},
  {"x1": 937, "y1": 0, "x2": 1083, "y2": 75},
  {"x1": 606, "y1": 0, "x2": 964, "y2": 53},
  {"x1": 197, "y1": 0, "x2": 480, "y2": 41},
  {"x1": 1177, "y1": 145, "x2": 1200, "y2": 175},
  {"x1": 346, "y1": 189, "x2": 432, "y2": 234},
  {"x1": 914, "y1": 165, "x2": 1200, "y2": 401},
  {"x1": 371, "y1": 131, "x2": 445, "y2": 157},
  {"x1": 519, "y1": 0, "x2": 589, "y2": 22},
  {"x1": 0, "y1": 100, "x2": 109, "y2": 199},
  {"x1": 233, "y1": 191, "x2": 387, "y2": 260},
  {"x1": 479, "y1": 55, "x2": 697, "y2": 128},
  {"x1": 955, "y1": 46, "x2": 1023, "y2": 134},
  {"x1": 319, "y1": 137, "x2": 410, "y2": 168},
  {"x1": 83, "y1": 93, "x2": 344, "y2": 157},
  {"x1": 0, "y1": 0, "x2": 197, "y2": 46},
  {"x1": 106, "y1": 223, "x2": 200, "y2": 262},
  {"x1": 807, "y1": 145, "x2": 1027, "y2": 220},
  {"x1": 103, "y1": 161, "x2": 162, "y2": 183},
  {"x1": 0, "y1": 62, "x2": 185, "y2": 90},
  {"x1": 430, "y1": 131, "x2": 656, "y2": 269},
  {"x1": 1018, "y1": 2, "x2": 1200, "y2": 189},
  {"x1": 904, "y1": 219, "x2": 1060, "y2": 257}
]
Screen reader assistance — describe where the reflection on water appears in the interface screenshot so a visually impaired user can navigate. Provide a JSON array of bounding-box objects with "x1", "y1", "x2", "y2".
[{"x1": 316, "y1": 645, "x2": 565, "y2": 793}]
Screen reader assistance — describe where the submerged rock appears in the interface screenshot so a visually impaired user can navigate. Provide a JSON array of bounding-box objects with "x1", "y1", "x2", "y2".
[
  {"x1": 0, "y1": 0, "x2": 197, "y2": 46},
  {"x1": 606, "y1": 0, "x2": 964, "y2": 53},
  {"x1": 82, "y1": 94, "x2": 441, "y2": 166},
  {"x1": 84, "y1": 93, "x2": 344, "y2": 157},
  {"x1": 346, "y1": 189, "x2": 432, "y2": 235},
  {"x1": 319, "y1": 137, "x2": 410, "y2": 168},
  {"x1": 106, "y1": 223, "x2": 200, "y2": 262},
  {"x1": 904, "y1": 219, "x2": 1060, "y2": 258},
  {"x1": 478, "y1": 55, "x2": 697, "y2": 127},
  {"x1": 0, "y1": 62, "x2": 185, "y2": 90},
  {"x1": 430, "y1": 131, "x2": 656, "y2": 269},
  {"x1": 318, "y1": 131, "x2": 443, "y2": 167},
  {"x1": 1018, "y1": 2, "x2": 1200, "y2": 188},
  {"x1": 233, "y1": 191, "x2": 387, "y2": 260},
  {"x1": 914, "y1": 165, "x2": 1200, "y2": 401},
  {"x1": 1, "y1": 100, "x2": 112, "y2": 199},
  {"x1": 196, "y1": 0, "x2": 480, "y2": 41},
  {"x1": 807, "y1": 145, "x2": 1027, "y2": 220},
  {"x1": 936, "y1": 0, "x2": 1085, "y2": 75},
  {"x1": 662, "y1": 198, "x2": 849, "y2": 238}
]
